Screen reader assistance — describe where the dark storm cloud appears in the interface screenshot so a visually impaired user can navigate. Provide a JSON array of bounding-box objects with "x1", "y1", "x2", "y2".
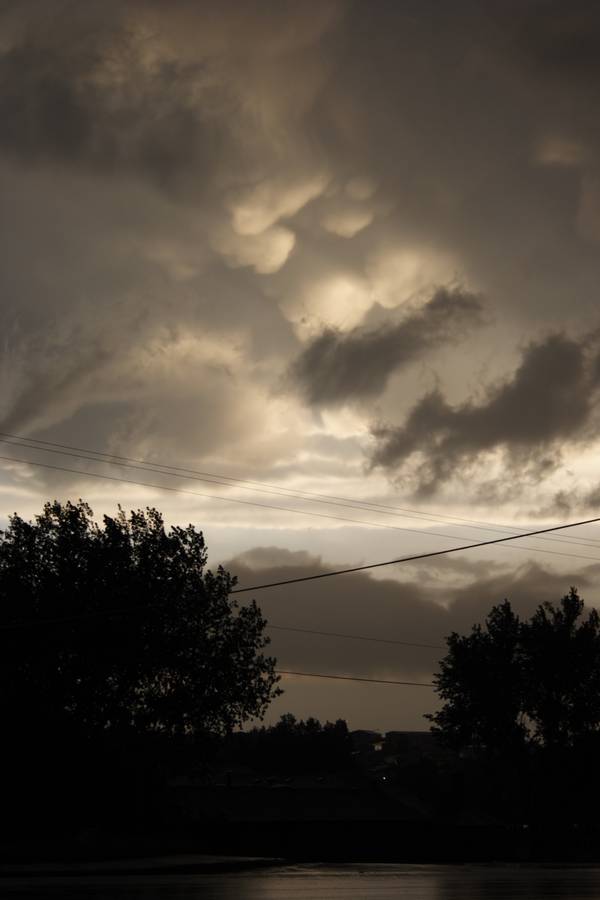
[
  {"x1": 2, "y1": 0, "x2": 600, "y2": 505},
  {"x1": 289, "y1": 287, "x2": 483, "y2": 406},
  {"x1": 519, "y1": 1, "x2": 600, "y2": 77},
  {"x1": 0, "y1": 0, "x2": 340, "y2": 191},
  {"x1": 556, "y1": 478, "x2": 600, "y2": 517},
  {"x1": 314, "y1": 0, "x2": 600, "y2": 320},
  {"x1": 0, "y1": 29, "x2": 226, "y2": 189},
  {"x1": 227, "y1": 546, "x2": 600, "y2": 681},
  {"x1": 371, "y1": 333, "x2": 600, "y2": 495}
]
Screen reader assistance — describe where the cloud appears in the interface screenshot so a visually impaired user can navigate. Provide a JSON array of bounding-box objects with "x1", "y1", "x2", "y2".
[
  {"x1": 226, "y1": 545, "x2": 600, "y2": 684},
  {"x1": 371, "y1": 333, "x2": 600, "y2": 495},
  {"x1": 3, "y1": 0, "x2": 600, "y2": 524},
  {"x1": 0, "y1": 27, "x2": 223, "y2": 189},
  {"x1": 289, "y1": 287, "x2": 483, "y2": 406},
  {"x1": 321, "y1": 206, "x2": 374, "y2": 238},
  {"x1": 345, "y1": 176, "x2": 377, "y2": 200},
  {"x1": 228, "y1": 173, "x2": 329, "y2": 236},
  {"x1": 278, "y1": 272, "x2": 373, "y2": 338},
  {"x1": 519, "y1": 2, "x2": 600, "y2": 80},
  {"x1": 0, "y1": 1, "x2": 338, "y2": 201},
  {"x1": 212, "y1": 222, "x2": 296, "y2": 274},
  {"x1": 550, "y1": 476, "x2": 600, "y2": 517},
  {"x1": 578, "y1": 174, "x2": 600, "y2": 243},
  {"x1": 535, "y1": 134, "x2": 589, "y2": 168}
]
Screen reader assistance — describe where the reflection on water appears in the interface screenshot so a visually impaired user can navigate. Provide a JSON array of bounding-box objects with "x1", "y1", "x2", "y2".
[{"x1": 4, "y1": 864, "x2": 600, "y2": 900}]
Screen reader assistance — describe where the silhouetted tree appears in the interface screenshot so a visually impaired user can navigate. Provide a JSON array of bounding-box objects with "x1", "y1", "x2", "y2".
[
  {"x1": 521, "y1": 588, "x2": 600, "y2": 749},
  {"x1": 427, "y1": 588, "x2": 600, "y2": 756},
  {"x1": 426, "y1": 600, "x2": 526, "y2": 755},
  {"x1": 0, "y1": 500, "x2": 280, "y2": 742}
]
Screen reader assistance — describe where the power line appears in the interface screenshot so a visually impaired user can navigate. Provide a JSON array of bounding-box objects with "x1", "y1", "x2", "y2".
[
  {"x1": 268, "y1": 624, "x2": 443, "y2": 650},
  {"x1": 230, "y1": 513, "x2": 600, "y2": 594},
  {"x1": 275, "y1": 670, "x2": 433, "y2": 686},
  {"x1": 0, "y1": 613, "x2": 437, "y2": 686},
  {"x1": 4, "y1": 474, "x2": 594, "y2": 676},
  {"x1": 1, "y1": 455, "x2": 598, "y2": 638},
  {"x1": 0, "y1": 604, "x2": 444, "y2": 652},
  {"x1": 0, "y1": 602, "x2": 443, "y2": 654},
  {"x1": 0, "y1": 452, "x2": 455, "y2": 534},
  {"x1": 2, "y1": 450, "x2": 599, "y2": 565},
  {"x1": 1, "y1": 430, "x2": 598, "y2": 550},
  {"x1": 0, "y1": 597, "x2": 441, "y2": 679}
]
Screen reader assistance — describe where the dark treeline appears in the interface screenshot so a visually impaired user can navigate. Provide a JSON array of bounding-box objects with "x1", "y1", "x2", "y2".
[
  {"x1": 220, "y1": 713, "x2": 353, "y2": 774},
  {"x1": 4, "y1": 500, "x2": 600, "y2": 860}
]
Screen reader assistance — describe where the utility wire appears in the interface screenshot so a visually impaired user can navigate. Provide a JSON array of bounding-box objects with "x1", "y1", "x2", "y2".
[
  {"x1": 1, "y1": 450, "x2": 599, "y2": 565},
  {"x1": 268, "y1": 624, "x2": 443, "y2": 650},
  {"x1": 1, "y1": 431, "x2": 598, "y2": 550},
  {"x1": 0, "y1": 603, "x2": 444, "y2": 651},
  {"x1": 0, "y1": 613, "x2": 437, "y2": 686},
  {"x1": 0, "y1": 452, "x2": 465, "y2": 534},
  {"x1": 230, "y1": 513, "x2": 600, "y2": 594},
  {"x1": 2, "y1": 454, "x2": 597, "y2": 596},
  {"x1": 0, "y1": 613, "x2": 436, "y2": 686},
  {"x1": 275, "y1": 670, "x2": 433, "y2": 687},
  {"x1": 4, "y1": 464, "x2": 593, "y2": 678}
]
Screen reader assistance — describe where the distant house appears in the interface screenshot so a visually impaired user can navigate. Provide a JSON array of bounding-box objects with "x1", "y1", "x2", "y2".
[
  {"x1": 350, "y1": 729, "x2": 383, "y2": 754},
  {"x1": 382, "y1": 731, "x2": 450, "y2": 765}
]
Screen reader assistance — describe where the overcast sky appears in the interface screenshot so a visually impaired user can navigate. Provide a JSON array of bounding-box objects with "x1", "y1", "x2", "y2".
[{"x1": 2, "y1": 0, "x2": 600, "y2": 731}]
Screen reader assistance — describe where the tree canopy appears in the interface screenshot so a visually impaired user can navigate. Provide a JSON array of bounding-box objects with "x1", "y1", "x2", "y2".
[
  {"x1": 0, "y1": 500, "x2": 280, "y2": 742},
  {"x1": 427, "y1": 588, "x2": 600, "y2": 755}
]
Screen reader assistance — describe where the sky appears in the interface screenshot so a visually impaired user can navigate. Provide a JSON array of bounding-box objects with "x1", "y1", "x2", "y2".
[{"x1": 2, "y1": 0, "x2": 600, "y2": 732}]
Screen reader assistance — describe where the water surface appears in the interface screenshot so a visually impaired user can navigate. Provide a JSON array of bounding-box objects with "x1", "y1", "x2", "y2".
[{"x1": 4, "y1": 864, "x2": 600, "y2": 899}]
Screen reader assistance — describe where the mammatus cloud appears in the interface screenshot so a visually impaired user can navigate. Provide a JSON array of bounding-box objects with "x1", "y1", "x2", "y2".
[
  {"x1": 2, "y1": 0, "x2": 600, "y2": 520},
  {"x1": 289, "y1": 287, "x2": 483, "y2": 407},
  {"x1": 371, "y1": 333, "x2": 600, "y2": 496},
  {"x1": 0, "y1": 0, "x2": 339, "y2": 454}
]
